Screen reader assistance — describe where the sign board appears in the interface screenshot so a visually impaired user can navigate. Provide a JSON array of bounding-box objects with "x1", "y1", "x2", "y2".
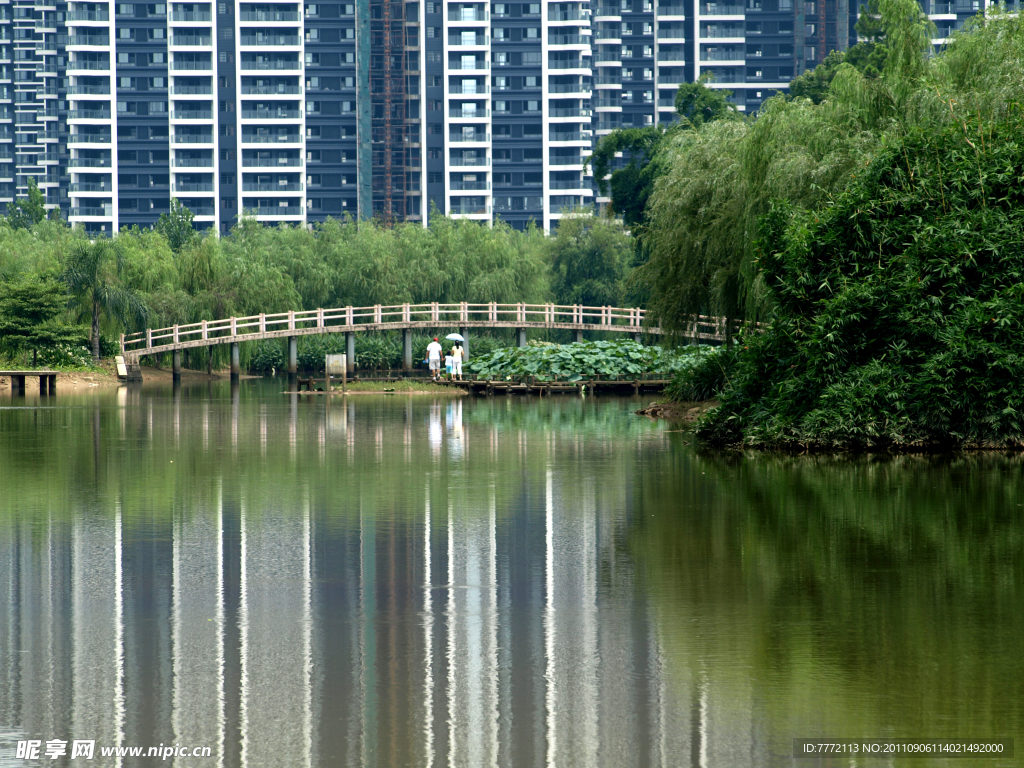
[
  {"x1": 115, "y1": 355, "x2": 128, "y2": 378},
  {"x1": 326, "y1": 354, "x2": 346, "y2": 376}
]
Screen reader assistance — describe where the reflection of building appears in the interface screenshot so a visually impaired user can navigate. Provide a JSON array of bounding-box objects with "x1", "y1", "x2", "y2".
[{"x1": 0, "y1": 417, "x2": 768, "y2": 767}]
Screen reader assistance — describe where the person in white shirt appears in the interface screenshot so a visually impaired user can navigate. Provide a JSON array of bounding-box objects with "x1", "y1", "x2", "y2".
[
  {"x1": 426, "y1": 337, "x2": 443, "y2": 381},
  {"x1": 451, "y1": 343, "x2": 464, "y2": 380}
]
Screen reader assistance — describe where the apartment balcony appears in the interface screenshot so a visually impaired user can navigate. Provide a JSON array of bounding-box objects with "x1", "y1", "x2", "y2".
[
  {"x1": 67, "y1": 85, "x2": 110, "y2": 95},
  {"x1": 242, "y1": 134, "x2": 302, "y2": 143},
  {"x1": 171, "y1": 110, "x2": 213, "y2": 120},
  {"x1": 172, "y1": 11, "x2": 212, "y2": 21},
  {"x1": 242, "y1": 157, "x2": 303, "y2": 167},
  {"x1": 171, "y1": 85, "x2": 213, "y2": 95},
  {"x1": 449, "y1": 107, "x2": 489, "y2": 118},
  {"x1": 242, "y1": 182, "x2": 303, "y2": 191},
  {"x1": 241, "y1": 34, "x2": 301, "y2": 46},
  {"x1": 67, "y1": 35, "x2": 110, "y2": 46},
  {"x1": 241, "y1": 109, "x2": 302, "y2": 119},
  {"x1": 448, "y1": 156, "x2": 490, "y2": 166},
  {"x1": 549, "y1": 9, "x2": 589, "y2": 21},
  {"x1": 171, "y1": 182, "x2": 215, "y2": 192},
  {"x1": 171, "y1": 35, "x2": 213, "y2": 47},
  {"x1": 549, "y1": 180, "x2": 589, "y2": 190},
  {"x1": 700, "y1": 2, "x2": 744, "y2": 13},
  {"x1": 549, "y1": 156, "x2": 583, "y2": 166},
  {"x1": 450, "y1": 60, "x2": 489, "y2": 71},
  {"x1": 450, "y1": 181, "x2": 490, "y2": 191},
  {"x1": 173, "y1": 134, "x2": 214, "y2": 144},
  {"x1": 68, "y1": 109, "x2": 111, "y2": 120},
  {"x1": 251, "y1": 206, "x2": 303, "y2": 215},
  {"x1": 447, "y1": 9, "x2": 488, "y2": 21},
  {"x1": 549, "y1": 130, "x2": 592, "y2": 141},
  {"x1": 550, "y1": 107, "x2": 592, "y2": 118},
  {"x1": 448, "y1": 34, "x2": 489, "y2": 46},
  {"x1": 239, "y1": 10, "x2": 301, "y2": 21},
  {"x1": 449, "y1": 133, "x2": 490, "y2": 143},
  {"x1": 172, "y1": 61, "x2": 213, "y2": 71},
  {"x1": 68, "y1": 182, "x2": 111, "y2": 192},
  {"x1": 657, "y1": 4, "x2": 687, "y2": 15},
  {"x1": 67, "y1": 61, "x2": 110, "y2": 71},
  {"x1": 549, "y1": 83, "x2": 591, "y2": 94},
  {"x1": 549, "y1": 59, "x2": 589, "y2": 69},
  {"x1": 449, "y1": 84, "x2": 489, "y2": 95},
  {"x1": 449, "y1": 204, "x2": 490, "y2": 215},
  {"x1": 67, "y1": 10, "x2": 110, "y2": 21},
  {"x1": 68, "y1": 134, "x2": 111, "y2": 144},
  {"x1": 69, "y1": 206, "x2": 113, "y2": 217},
  {"x1": 242, "y1": 60, "x2": 301, "y2": 70},
  {"x1": 549, "y1": 34, "x2": 588, "y2": 45},
  {"x1": 658, "y1": 31, "x2": 687, "y2": 40},
  {"x1": 659, "y1": 51, "x2": 686, "y2": 62},
  {"x1": 241, "y1": 84, "x2": 302, "y2": 95},
  {"x1": 172, "y1": 157, "x2": 215, "y2": 167}
]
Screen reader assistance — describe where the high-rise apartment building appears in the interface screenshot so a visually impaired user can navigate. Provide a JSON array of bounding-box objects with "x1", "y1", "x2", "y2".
[{"x1": 0, "y1": 0, "x2": 995, "y2": 232}]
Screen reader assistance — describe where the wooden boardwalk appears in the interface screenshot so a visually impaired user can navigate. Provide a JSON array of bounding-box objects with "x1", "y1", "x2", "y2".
[
  {"x1": 439, "y1": 375, "x2": 671, "y2": 396},
  {"x1": 121, "y1": 301, "x2": 735, "y2": 378}
]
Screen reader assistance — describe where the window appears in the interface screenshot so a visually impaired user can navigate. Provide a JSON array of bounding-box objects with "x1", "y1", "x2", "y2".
[
  {"x1": 526, "y1": 99, "x2": 539, "y2": 111},
  {"x1": 494, "y1": 99, "x2": 507, "y2": 111},
  {"x1": 528, "y1": 3, "x2": 540, "y2": 13},
  {"x1": 525, "y1": 27, "x2": 539, "y2": 38},
  {"x1": 220, "y1": 173, "x2": 235, "y2": 184},
  {"x1": 151, "y1": 52, "x2": 165, "y2": 64},
  {"x1": 525, "y1": 76, "x2": 538, "y2": 87}
]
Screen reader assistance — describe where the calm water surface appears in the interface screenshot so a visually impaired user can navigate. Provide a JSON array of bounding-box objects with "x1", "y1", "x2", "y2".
[{"x1": 0, "y1": 381, "x2": 1021, "y2": 767}]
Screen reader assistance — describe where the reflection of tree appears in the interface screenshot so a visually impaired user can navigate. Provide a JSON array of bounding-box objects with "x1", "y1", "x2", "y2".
[{"x1": 630, "y1": 446, "x2": 1024, "y2": 756}]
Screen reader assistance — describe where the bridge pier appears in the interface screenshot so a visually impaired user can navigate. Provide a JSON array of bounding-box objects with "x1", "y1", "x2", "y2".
[
  {"x1": 172, "y1": 349, "x2": 181, "y2": 380},
  {"x1": 230, "y1": 342, "x2": 240, "y2": 380},
  {"x1": 287, "y1": 336, "x2": 298, "y2": 374},
  {"x1": 517, "y1": 328, "x2": 527, "y2": 348},
  {"x1": 402, "y1": 328, "x2": 413, "y2": 373},
  {"x1": 575, "y1": 329, "x2": 583, "y2": 344},
  {"x1": 634, "y1": 332, "x2": 642, "y2": 344},
  {"x1": 346, "y1": 332, "x2": 355, "y2": 374},
  {"x1": 459, "y1": 327, "x2": 469, "y2": 360}
]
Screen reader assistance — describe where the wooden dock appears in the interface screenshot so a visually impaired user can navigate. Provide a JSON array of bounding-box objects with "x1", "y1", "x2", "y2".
[
  {"x1": 440, "y1": 376, "x2": 671, "y2": 396},
  {"x1": 2, "y1": 370, "x2": 58, "y2": 395}
]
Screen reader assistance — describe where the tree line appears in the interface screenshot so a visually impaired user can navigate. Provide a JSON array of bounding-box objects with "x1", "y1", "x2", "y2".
[{"x1": 0, "y1": 205, "x2": 633, "y2": 368}]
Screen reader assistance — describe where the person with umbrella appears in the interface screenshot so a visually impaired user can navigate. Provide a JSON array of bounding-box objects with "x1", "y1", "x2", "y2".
[{"x1": 446, "y1": 333, "x2": 465, "y2": 381}]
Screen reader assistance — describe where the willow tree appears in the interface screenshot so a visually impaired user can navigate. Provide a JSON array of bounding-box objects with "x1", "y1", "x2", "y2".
[{"x1": 637, "y1": 0, "x2": 936, "y2": 340}]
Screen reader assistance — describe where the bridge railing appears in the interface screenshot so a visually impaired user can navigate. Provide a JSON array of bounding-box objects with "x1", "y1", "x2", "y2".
[{"x1": 122, "y1": 302, "x2": 659, "y2": 353}]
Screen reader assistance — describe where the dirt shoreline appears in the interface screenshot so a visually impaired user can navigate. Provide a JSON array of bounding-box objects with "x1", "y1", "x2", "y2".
[{"x1": 636, "y1": 399, "x2": 718, "y2": 424}]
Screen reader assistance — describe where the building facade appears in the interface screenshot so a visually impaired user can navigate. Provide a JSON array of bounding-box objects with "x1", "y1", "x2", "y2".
[{"x1": 0, "y1": 0, "x2": 996, "y2": 233}]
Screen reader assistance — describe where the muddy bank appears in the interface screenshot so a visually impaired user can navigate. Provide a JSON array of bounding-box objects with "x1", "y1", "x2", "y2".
[
  {"x1": 636, "y1": 399, "x2": 718, "y2": 424},
  {"x1": 0, "y1": 362, "x2": 120, "y2": 392}
]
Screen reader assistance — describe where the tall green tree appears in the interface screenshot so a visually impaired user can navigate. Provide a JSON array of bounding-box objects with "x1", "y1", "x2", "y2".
[
  {"x1": 62, "y1": 240, "x2": 148, "y2": 359},
  {"x1": 156, "y1": 198, "x2": 197, "y2": 253},
  {"x1": 0, "y1": 277, "x2": 80, "y2": 365},
  {"x1": 6, "y1": 178, "x2": 47, "y2": 230},
  {"x1": 548, "y1": 211, "x2": 631, "y2": 308},
  {"x1": 588, "y1": 80, "x2": 738, "y2": 227}
]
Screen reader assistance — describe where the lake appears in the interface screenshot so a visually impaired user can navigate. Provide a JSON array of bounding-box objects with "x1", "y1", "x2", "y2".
[{"x1": 1, "y1": 380, "x2": 1021, "y2": 767}]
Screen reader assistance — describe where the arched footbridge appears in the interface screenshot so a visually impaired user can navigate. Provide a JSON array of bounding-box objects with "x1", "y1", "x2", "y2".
[{"x1": 121, "y1": 302, "x2": 731, "y2": 375}]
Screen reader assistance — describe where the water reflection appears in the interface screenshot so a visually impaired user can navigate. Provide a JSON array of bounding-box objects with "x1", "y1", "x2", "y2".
[{"x1": 0, "y1": 383, "x2": 1021, "y2": 767}]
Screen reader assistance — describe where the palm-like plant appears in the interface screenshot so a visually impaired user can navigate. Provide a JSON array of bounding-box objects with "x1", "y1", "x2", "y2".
[{"x1": 62, "y1": 239, "x2": 148, "y2": 359}]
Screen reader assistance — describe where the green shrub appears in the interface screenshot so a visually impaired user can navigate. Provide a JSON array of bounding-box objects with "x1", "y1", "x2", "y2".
[
  {"x1": 665, "y1": 345, "x2": 738, "y2": 401},
  {"x1": 697, "y1": 111, "x2": 1024, "y2": 449}
]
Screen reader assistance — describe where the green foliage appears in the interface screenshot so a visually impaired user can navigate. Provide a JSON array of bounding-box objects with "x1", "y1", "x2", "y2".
[
  {"x1": 5, "y1": 178, "x2": 48, "y2": 230},
  {"x1": 789, "y1": 50, "x2": 848, "y2": 104},
  {"x1": 466, "y1": 340, "x2": 708, "y2": 382},
  {"x1": 62, "y1": 239, "x2": 149, "y2": 359},
  {"x1": 674, "y1": 79, "x2": 739, "y2": 129},
  {"x1": 588, "y1": 81, "x2": 738, "y2": 227},
  {"x1": 0, "y1": 276, "x2": 82, "y2": 364},
  {"x1": 548, "y1": 211, "x2": 631, "y2": 307},
  {"x1": 665, "y1": 345, "x2": 738, "y2": 402},
  {"x1": 697, "y1": 108, "x2": 1024, "y2": 449},
  {"x1": 155, "y1": 198, "x2": 197, "y2": 253}
]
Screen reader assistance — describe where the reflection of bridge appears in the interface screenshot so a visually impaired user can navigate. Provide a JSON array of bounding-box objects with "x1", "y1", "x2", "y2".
[{"x1": 120, "y1": 303, "x2": 729, "y2": 377}]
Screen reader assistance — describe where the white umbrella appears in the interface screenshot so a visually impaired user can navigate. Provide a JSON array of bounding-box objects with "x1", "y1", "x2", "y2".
[{"x1": 445, "y1": 333, "x2": 465, "y2": 342}]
